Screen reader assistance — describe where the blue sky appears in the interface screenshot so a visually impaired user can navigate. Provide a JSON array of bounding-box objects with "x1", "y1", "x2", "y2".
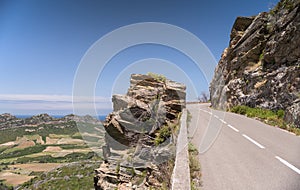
[{"x1": 0, "y1": 0, "x2": 279, "y2": 115}]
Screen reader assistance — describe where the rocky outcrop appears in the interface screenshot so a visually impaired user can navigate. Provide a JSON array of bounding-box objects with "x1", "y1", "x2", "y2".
[
  {"x1": 104, "y1": 74, "x2": 186, "y2": 149},
  {"x1": 0, "y1": 113, "x2": 54, "y2": 129},
  {"x1": 94, "y1": 73, "x2": 186, "y2": 190},
  {"x1": 210, "y1": 0, "x2": 300, "y2": 127}
]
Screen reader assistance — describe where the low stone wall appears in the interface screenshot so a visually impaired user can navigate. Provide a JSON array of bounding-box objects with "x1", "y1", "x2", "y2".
[{"x1": 171, "y1": 109, "x2": 191, "y2": 190}]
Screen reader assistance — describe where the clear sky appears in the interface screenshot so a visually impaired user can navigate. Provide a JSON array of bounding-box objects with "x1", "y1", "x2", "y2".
[{"x1": 0, "y1": 0, "x2": 279, "y2": 115}]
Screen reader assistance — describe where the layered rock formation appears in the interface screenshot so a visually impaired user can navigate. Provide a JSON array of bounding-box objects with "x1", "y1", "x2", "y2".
[
  {"x1": 94, "y1": 74, "x2": 186, "y2": 189},
  {"x1": 210, "y1": 0, "x2": 300, "y2": 127}
]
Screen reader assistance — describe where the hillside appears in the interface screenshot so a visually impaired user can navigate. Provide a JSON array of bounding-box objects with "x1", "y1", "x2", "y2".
[
  {"x1": 0, "y1": 113, "x2": 104, "y2": 189},
  {"x1": 210, "y1": 0, "x2": 300, "y2": 128}
]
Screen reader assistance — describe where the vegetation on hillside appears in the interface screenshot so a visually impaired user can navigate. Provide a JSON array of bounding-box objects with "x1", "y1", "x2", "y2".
[
  {"x1": 0, "y1": 119, "x2": 104, "y2": 188},
  {"x1": 230, "y1": 105, "x2": 300, "y2": 135},
  {"x1": 188, "y1": 143, "x2": 201, "y2": 190},
  {"x1": 0, "y1": 121, "x2": 79, "y2": 144},
  {"x1": 19, "y1": 161, "x2": 101, "y2": 190},
  {"x1": 0, "y1": 179, "x2": 13, "y2": 190}
]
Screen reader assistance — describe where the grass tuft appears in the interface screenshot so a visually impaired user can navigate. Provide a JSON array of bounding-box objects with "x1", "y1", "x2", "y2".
[
  {"x1": 188, "y1": 142, "x2": 201, "y2": 190},
  {"x1": 147, "y1": 72, "x2": 166, "y2": 83},
  {"x1": 230, "y1": 105, "x2": 300, "y2": 135}
]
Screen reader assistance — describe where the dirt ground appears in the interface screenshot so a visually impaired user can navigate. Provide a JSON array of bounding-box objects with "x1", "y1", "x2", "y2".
[
  {"x1": 0, "y1": 172, "x2": 35, "y2": 186},
  {"x1": 11, "y1": 163, "x2": 62, "y2": 172},
  {"x1": 43, "y1": 146, "x2": 63, "y2": 152}
]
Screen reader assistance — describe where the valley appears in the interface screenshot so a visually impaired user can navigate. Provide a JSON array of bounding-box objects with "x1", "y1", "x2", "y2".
[{"x1": 0, "y1": 114, "x2": 104, "y2": 189}]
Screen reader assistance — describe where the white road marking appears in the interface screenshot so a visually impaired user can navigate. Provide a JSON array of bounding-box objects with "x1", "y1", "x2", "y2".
[
  {"x1": 242, "y1": 134, "x2": 265, "y2": 149},
  {"x1": 227, "y1": 124, "x2": 239, "y2": 132},
  {"x1": 200, "y1": 109, "x2": 212, "y2": 115},
  {"x1": 275, "y1": 156, "x2": 300, "y2": 175},
  {"x1": 213, "y1": 115, "x2": 219, "y2": 119},
  {"x1": 220, "y1": 120, "x2": 227, "y2": 124}
]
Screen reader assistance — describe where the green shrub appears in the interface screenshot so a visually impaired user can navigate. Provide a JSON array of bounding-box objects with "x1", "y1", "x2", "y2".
[
  {"x1": 288, "y1": 127, "x2": 300, "y2": 136},
  {"x1": 147, "y1": 72, "x2": 166, "y2": 83},
  {"x1": 187, "y1": 110, "x2": 192, "y2": 125},
  {"x1": 230, "y1": 105, "x2": 299, "y2": 135},
  {"x1": 20, "y1": 161, "x2": 101, "y2": 190},
  {"x1": 277, "y1": 110, "x2": 285, "y2": 119},
  {"x1": 154, "y1": 125, "x2": 171, "y2": 146},
  {"x1": 188, "y1": 143, "x2": 198, "y2": 153},
  {"x1": 0, "y1": 145, "x2": 46, "y2": 159},
  {"x1": 188, "y1": 143, "x2": 201, "y2": 189},
  {"x1": 231, "y1": 105, "x2": 248, "y2": 115}
]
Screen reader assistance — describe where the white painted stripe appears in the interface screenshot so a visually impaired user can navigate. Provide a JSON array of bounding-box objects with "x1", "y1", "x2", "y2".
[
  {"x1": 200, "y1": 109, "x2": 213, "y2": 115},
  {"x1": 242, "y1": 134, "x2": 265, "y2": 149},
  {"x1": 213, "y1": 115, "x2": 219, "y2": 119},
  {"x1": 220, "y1": 120, "x2": 227, "y2": 124},
  {"x1": 227, "y1": 124, "x2": 239, "y2": 132},
  {"x1": 275, "y1": 156, "x2": 300, "y2": 175}
]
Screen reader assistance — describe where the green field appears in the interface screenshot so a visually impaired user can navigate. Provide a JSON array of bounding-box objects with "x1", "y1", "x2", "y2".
[{"x1": 0, "y1": 121, "x2": 104, "y2": 188}]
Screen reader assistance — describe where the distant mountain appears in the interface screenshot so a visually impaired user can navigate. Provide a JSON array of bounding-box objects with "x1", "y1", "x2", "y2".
[{"x1": 0, "y1": 113, "x2": 101, "y2": 130}]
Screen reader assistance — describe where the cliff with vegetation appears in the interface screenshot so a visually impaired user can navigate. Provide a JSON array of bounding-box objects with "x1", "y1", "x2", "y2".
[
  {"x1": 210, "y1": 0, "x2": 300, "y2": 128},
  {"x1": 94, "y1": 73, "x2": 186, "y2": 189}
]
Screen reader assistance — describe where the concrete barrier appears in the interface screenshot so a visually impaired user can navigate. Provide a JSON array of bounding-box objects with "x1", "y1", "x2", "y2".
[{"x1": 171, "y1": 109, "x2": 191, "y2": 190}]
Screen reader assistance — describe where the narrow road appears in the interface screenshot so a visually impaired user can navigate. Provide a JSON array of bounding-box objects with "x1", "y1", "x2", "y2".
[{"x1": 188, "y1": 103, "x2": 300, "y2": 190}]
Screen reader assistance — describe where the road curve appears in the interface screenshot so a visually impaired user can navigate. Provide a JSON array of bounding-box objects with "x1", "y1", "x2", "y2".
[{"x1": 187, "y1": 103, "x2": 300, "y2": 190}]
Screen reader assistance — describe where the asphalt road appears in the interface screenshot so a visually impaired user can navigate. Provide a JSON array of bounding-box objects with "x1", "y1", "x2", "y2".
[{"x1": 187, "y1": 103, "x2": 300, "y2": 190}]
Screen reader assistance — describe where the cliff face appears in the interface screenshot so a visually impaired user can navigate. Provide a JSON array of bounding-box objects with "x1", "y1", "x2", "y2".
[
  {"x1": 94, "y1": 74, "x2": 186, "y2": 189},
  {"x1": 210, "y1": 0, "x2": 300, "y2": 127}
]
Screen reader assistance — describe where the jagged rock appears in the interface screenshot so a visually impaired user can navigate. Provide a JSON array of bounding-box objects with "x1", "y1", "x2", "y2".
[
  {"x1": 284, "y1": 99, "x2": 300, "y2": 128},
  {"x1": 95, "y1": 73, "x2": 185, "y2": 190},
  {"x1": 210, "y1": 0, "x2": 300, "y2": 127},
  {"x1": 104, "y1": 74, "x2": 186, "y2": 149},
  {"x1": 113, "y1": 95, "x2": 135, "y2": 112}
]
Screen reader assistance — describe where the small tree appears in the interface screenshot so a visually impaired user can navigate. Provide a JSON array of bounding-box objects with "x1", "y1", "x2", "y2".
[{"x1": 197, "y1": 92, "x2": 209, "y2": 102}]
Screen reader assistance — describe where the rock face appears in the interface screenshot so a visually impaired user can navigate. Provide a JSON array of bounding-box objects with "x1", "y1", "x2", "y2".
[
  {"x1": 104, "y1": 74, "x2": 186, "y2": 149},
  {"x1": 94, "y1": 73, "x2": 186, "y2": 190},
  {"x1": 210, "y1": 0, "x2": 300, "y2": 127}
]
